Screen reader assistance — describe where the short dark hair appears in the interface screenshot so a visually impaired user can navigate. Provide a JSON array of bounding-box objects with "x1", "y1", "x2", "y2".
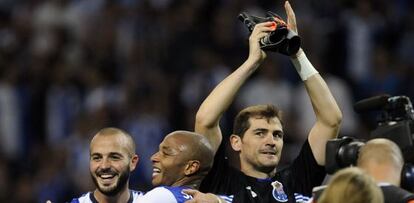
[{"x1": 233, "y1": 104, "x2": 283, "y2": 137}]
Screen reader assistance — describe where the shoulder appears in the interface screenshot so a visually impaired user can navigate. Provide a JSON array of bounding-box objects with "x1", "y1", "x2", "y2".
[
  {"x1": 380, "y1": 184, "x2": 414, "y2": 202},
  {"x1": 131, "y1": 189, "x2": 145, "y2": 202},
  {"x1": 138, "y1": 186, "x2": 192, "y2": 203},
  {"x1": 162, "y1": 186, "x2": 193, "y2": 202},
  {"x1": 69, "y1": 192, "x2": 92, "y2": 203}
]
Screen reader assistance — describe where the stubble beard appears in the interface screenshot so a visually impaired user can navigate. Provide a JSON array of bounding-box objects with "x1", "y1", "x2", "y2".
[{"x1": 91, "y1": 168, "x2": 130, "y2": 196}]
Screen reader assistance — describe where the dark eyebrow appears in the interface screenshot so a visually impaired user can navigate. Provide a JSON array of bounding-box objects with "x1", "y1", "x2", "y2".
[
  {"x1": 109, "y1": 152, "x2": 124, "y2": 157},
  {"x1": 161, "y1": 145, "x2": 173, "y2": 152},
  {"x1": 90, "y1": 153, "x2": 102, "y2": 157},
  {"x1": 161, "y1": 144, "x2": 179, "y2": 155},
  {"x1": 253, "y1": 128, "x2": 268, "y2": 132},
  {"x1": 90, "y1": 152, "x2": 124, "y2": 157},
  {"x1": 273, "y1": 130, "x2": 284, "y2": 134}
]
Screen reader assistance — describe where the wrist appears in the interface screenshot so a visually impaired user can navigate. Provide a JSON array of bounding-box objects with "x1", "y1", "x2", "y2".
[
  {"x1": 290, "y1": 48, "x2": 304, "y2": 59},
  {"x1": 245, "y1": 57, "x2": 263, "y2": 69},
  {"x1": 290, "y1": 50, "x2": 318, "y2": 81}
]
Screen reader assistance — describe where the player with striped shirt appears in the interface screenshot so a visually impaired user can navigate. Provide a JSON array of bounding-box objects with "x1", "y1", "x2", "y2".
[{"x1": 137, "y1": 131, "x2": 233, "y2": 203}]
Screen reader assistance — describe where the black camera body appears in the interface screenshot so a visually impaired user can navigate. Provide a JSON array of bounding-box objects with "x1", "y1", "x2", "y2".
[
  {"x1": 325, "y1": 95, "x2": 414, "y2": 191},
  {"x1": 371, "y1": 120, "x2": 414, "y2": 161},
  {"x1": 238, "y1": 11, "x2": 301, "y2": 55},
  {"x1": 370, "y1": 96, "x2": 414, "y2": 161},
  {"x1": 325, "y1": 137, "x2": 365, "y2": 174}
]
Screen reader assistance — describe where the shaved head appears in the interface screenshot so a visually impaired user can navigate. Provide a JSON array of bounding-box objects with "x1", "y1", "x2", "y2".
[
  {"x1": 357, "y1": 138, "x2": 403, "y2": 171},
  {"x1": 166, "y1": 130, "x2": 214, "y2": 174},
  {"x1": 91, "y1": 127, "x2": 136, "y2": 157},
  {"x1": 357, "y1": 138, "x2": 404, "y2": 185},
  {"x1": 151, "y1": 130, "x2": 215, "y2": 187}
]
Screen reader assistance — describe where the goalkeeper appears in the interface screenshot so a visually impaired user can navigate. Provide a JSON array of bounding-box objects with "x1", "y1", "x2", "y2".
[{"x1": 186, "y1": 1, "x2": 342, "y2": 203}]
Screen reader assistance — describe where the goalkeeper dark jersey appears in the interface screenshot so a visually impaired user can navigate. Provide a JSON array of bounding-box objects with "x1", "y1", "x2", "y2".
[{"x1": 200, "y1": 140, "x2": 325, "y2": 203}]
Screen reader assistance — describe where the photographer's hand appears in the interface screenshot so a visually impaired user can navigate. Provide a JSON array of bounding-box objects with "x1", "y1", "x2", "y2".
[{"x1": 247, "y1": 22, "x2": 275, "y2": 65}]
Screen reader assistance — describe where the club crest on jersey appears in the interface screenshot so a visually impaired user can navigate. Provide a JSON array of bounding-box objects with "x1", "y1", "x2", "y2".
[{"x1": 271, "y1": 181, "x2": 288, "y2": 202}]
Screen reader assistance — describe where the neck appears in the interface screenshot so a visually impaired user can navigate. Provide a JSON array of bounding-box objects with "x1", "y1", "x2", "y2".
[
  {"x1": 240, "y1": 162, "x2": 276, "y2": 179},
  {"x1": 362, "y1": 165, "x2": 401, "y2": 186},
  {"x1": 93, "y1": 185, "x2": 130, "y2": 203},
  {"x1": 371, "y1": 171, "x2": 400, "y2": 186},
  {"x1": 171, "y1": 176, "x2": 202, "y2": 189}
]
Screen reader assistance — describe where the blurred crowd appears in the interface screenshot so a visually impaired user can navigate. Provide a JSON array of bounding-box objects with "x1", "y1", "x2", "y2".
[{"x1": 0, "y1": 0, "x2": 413, "y2": 202}]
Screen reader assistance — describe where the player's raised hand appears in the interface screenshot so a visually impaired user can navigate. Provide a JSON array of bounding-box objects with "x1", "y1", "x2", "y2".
[{"x1": 285, "y1": 1, "x2": 298, "y2": 34}]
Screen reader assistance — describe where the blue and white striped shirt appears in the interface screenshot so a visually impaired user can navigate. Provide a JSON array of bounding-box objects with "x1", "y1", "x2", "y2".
[
  {"x1": 70, "y1": 190, "x2": 144, "y2": 203},
  {"x1": 137, "y1": 186, "x2": 233, "y2": 203}
]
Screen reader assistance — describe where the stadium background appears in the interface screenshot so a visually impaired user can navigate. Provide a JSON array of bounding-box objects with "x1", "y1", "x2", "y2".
[{"x1": 0, "y1": 0, "x2": 413, "y2": 202}]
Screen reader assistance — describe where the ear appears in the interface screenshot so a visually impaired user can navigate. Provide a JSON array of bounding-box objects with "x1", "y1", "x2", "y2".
[
  {"x1": 130, "y1": 154, "x2": 139, "y2": 171},
  {"x1": 184, "y1": 160, "x2": 201, "y2": 176},
  {"x1": 230, "y1": 134, "x2": 242, "y2": 152}
]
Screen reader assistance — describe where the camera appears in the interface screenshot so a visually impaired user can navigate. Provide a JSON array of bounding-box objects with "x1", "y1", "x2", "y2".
[
  {"x1": 325, "y1": 136, "x2": 365, "y2": 174},
  {"x1": 238, "y1": 11, "x2": 301, "y2": 55},
  {"x1": 325, "y1": 95, "x2": 414, "y2": 190},
  {"x1": 354, "y1": 95, "x2": 414, "y2": 161},
  {"x1": 370, "y1": 96, "x2": 414, "y2": 161}
]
